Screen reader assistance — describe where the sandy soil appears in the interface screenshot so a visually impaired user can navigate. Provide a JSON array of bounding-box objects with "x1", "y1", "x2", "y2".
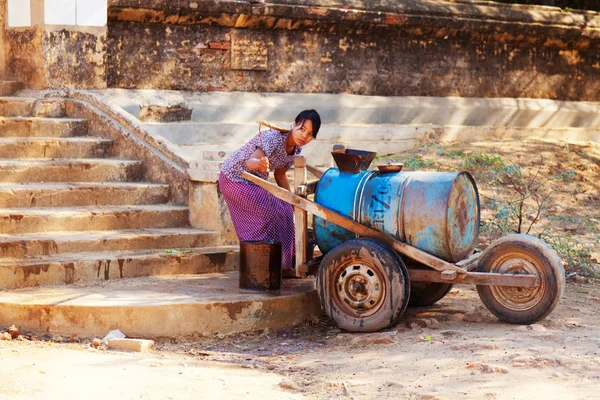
[{"x1": 1, "y1": 279, "x2": 599, "y2": 400}]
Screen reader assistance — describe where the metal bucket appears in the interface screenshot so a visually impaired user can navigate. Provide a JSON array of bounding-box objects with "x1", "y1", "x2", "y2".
[
  {"x1": 314, "y1": 169, "x2": 480, "y2": 262},
  {"x1": 239, "y1": 240, "x2": 282, "y2": 290}
]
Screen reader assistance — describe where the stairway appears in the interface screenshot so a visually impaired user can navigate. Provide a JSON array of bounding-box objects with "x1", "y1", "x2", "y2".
[{"x1": 0, "y1": 83, "x2": 237, "y2": 291}]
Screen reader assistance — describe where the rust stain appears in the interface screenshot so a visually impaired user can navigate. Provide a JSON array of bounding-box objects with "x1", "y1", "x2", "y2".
[
  {"x1": 20, "y1": 264, "x2": 51, "y2": 282},
  {"x1": 104, "y1": 260, "x2": 111, "y2": 280},
  {"x1": 206, "y1": 252, "x2": 227, "y2": 267},
  {"x1": 64, "y1": 262, "x2": 75, "y2": 284},
  {"x1": 222, "y1": 301, "x2": 250, "y2": 322},
  {"x1": 41, "y1": 241, "x2": 58, "y2": 256},
  {"x1": 385, "y1": 13, "x2": 407, "y2": 25},
  {"x1": 0, "y1": 241, "x2": 27, "y2": 258},
  {"x1": 117, "y1": 258, "x2": 124, "y2": 278},
  {"x1": 307, "y1": 8, "x2": 328, "y2": 16}
]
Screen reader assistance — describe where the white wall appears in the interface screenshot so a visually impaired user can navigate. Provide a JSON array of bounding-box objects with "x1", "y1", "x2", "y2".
[
  {"x1": 77, "y1": 0, "x2": 107, "y2": 27},
  {"x1": 8, "y1": 0, "x2": 32, "y2": 27},
  {"x1": 7, "y1": 0, "x2": 107, "y2": 27},
  {"x1": 45, "y1": 0, "x2": 76, "y2": 25}
]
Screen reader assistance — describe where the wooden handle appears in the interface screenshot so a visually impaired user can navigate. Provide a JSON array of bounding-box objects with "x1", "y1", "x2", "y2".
[{"x1": 256, "y1": 120, "x2": 290, "y2": 133}]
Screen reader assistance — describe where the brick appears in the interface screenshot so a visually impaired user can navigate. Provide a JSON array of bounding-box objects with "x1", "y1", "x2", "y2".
[{"x1": 107, "y1": 338, "x2": 154, "y2": 352}]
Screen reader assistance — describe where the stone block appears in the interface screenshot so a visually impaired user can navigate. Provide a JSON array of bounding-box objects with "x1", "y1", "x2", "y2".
[
  {"x1": 231, "y1": 30, "x2": 268, "y2": 71},
  {"x1": 107, "y1": 338, "x2": 154, "y2": 352},
  {"x1": 139, "y1": 104, "x2": 192, "y2": 123},
  {"x1": 188, "y1": 180, "x2": 236, "y2": 245},
  {"x1": 32, "y1": 99, "x2": 66, "y2": 118}
]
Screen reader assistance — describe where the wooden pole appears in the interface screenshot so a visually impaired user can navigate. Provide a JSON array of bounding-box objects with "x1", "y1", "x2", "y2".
[{"x1": 294, "y1": 156, "x2": 308, "y2": 277}]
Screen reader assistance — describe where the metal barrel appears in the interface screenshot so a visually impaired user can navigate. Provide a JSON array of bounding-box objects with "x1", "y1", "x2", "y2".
[{"x1": 314, "y1": 169, "x2": 480, "y2": 262}]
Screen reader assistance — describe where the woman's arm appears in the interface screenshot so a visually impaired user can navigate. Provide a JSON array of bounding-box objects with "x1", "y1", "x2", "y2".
[
  {"x1": 245, "y1": 147, "x2": 270, "y2": 172},
  {"x1": 274, "y1": 168, "x2": 290, "y2": 190}
]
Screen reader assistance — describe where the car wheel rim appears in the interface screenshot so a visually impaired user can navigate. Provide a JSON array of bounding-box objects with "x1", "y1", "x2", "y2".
[
  {"x1": 334, "y1": 260, "x2": 386, "y2": 318},
  {"x1": 489, "y1": 254, "x2": 545, "y2": 311}
]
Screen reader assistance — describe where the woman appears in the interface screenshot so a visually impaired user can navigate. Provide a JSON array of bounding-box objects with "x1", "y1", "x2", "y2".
[{"x1": 218, "y1": 110, "x2": 321, "y2": 277}]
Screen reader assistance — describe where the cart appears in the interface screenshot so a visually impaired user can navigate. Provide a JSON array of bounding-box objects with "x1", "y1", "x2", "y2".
[{"x1": 241, "y1": 152, "x2": 565, "y2": 333}]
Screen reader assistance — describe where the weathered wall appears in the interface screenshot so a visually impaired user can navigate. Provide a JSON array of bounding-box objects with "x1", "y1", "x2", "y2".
[
  {"x1": 0, "y1": 0, "x2": 6, "y2": 76},
  {"x1": 44, "y1": 29, "x2": 107, "y2": 89},
  {"x1": 105, "y1": 0, "x2": 600, "y2": 101},
  {"x1": 5, "y1": 28, "x2": 46, "y2": 88}
]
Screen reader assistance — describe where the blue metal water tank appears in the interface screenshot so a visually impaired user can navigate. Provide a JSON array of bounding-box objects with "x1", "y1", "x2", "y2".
[{"x1": 314, "y1": 169, "x2": 480, "y2": 263}]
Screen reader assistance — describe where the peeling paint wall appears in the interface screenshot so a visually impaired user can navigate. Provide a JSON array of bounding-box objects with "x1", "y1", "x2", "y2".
[
  {"x1": 5, "y1": 27, "x2": 46, "y2": 88},
  {"x1": 45, "y1": 30, "x2": 107, "y2": 89}
]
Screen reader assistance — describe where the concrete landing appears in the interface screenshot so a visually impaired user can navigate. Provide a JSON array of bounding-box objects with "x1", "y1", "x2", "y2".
[
  {"x1": 0, "y1": 273, "x2": 321, "y2": 338},
  {"x1": 61, "y1": 89, "x2": 600, "y2": 169}
]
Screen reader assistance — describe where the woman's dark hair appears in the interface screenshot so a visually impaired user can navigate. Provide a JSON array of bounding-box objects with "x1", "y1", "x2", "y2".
[{"x1": 295, "y1": 109, "x2": 321, "y2": 138}]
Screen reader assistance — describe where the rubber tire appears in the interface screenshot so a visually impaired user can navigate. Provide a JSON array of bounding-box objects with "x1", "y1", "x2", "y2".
[
  {"x1": 408, "y1": 282, "x2": 454, "y2": 307},
  {"x1": 476, "y1": 234, "x2": 565, "y2": 325},
  {"x1": 401, "y1": 258, "x2": 454, "y2": 307},
  {"x1": 317, "y1": 238, "x2": 410, "y2": 332}
]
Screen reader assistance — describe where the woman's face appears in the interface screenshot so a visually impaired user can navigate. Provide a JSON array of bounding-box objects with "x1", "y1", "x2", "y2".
[{"x1": 290, "y1": 119, "x2": 314, "y2": 147}]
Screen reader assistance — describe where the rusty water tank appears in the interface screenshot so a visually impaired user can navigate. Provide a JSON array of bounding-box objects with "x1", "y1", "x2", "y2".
[{"x1": 314, "y1": 169, "x2": 480, "y2": 263}]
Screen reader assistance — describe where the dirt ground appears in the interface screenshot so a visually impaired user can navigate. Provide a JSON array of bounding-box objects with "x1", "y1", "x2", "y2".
[
  {"x1": 2, "y1": 138, "x2": 600, "y2": 399},
  {"x1": 1, "y1": 280, "x2": 600, "y2": 400}
]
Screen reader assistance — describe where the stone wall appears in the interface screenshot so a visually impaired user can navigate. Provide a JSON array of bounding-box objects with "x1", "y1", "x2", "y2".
[
  {"x1": 105, "y1": 0, "x2": 600, "y2": 101},
  {"x1": 3, "y1": 1, "x2": 600, "y2": 101}
]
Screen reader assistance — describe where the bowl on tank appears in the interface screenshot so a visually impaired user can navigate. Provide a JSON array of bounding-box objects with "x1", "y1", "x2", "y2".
[{"x1": 331, "y1": 149, "x2": 377, "y2": 174}]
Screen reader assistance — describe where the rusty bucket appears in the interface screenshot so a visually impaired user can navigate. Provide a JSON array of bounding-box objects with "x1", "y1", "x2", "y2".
[{"x1": 239, "y1": 240, "x2": 282, "y2": 290}]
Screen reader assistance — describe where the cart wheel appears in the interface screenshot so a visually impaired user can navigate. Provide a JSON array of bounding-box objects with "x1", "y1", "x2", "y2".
[
  {"x1": 476, "y1": 234, "x2": 565, "y2": 325},
  {"x1": 409, "y1": 282, "x2": 454, "y2": 307},
  {"x1": 317, "y1": 238, "x2": 410, "y2": 332}
]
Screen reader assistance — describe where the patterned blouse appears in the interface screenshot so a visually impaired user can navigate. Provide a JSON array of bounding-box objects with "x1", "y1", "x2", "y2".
[{"x1": 221, "y1": 129, "x2": 302, "y2": 183}]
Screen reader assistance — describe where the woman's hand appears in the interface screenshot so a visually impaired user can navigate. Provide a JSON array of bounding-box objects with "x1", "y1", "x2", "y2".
[{"x1": 247, "y1": 156, "x2": 270, "y2": 173}]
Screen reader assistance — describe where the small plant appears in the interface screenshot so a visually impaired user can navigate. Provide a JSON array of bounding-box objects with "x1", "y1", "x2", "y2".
[
  {"x1": 404, "y1": 156, "x2": 435, "y2": 170},
  {"x1": 542, "y1": 234, "x2": 598, "y2": 277}
]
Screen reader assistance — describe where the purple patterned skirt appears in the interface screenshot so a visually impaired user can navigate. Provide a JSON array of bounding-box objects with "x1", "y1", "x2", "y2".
[{"x1": 218, "y1": 172, "x2": 295, "y2": 271}]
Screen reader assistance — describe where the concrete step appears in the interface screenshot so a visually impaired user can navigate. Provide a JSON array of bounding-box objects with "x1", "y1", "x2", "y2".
[
  {"x1": 0, "y1": 204, "x2": 189, "y2": 234},
  {"x1": 201, "y1": 149, "x2": 232, "y2": 161},
  {"x1": 0, "y1": 228, "x2": 220, "y2": 258},
  {"x1": 0, "y1": 137, "x2": 111, "y2": 158},
  {"x1": 0, "y1": 80, "x2": 23, "y2": 96},
  {"x1": 180, "y1": 125, "x2": 600, "y2": 168},
  {"x1": 179, "y1": 140, "x2": 414, "y2": 168},
  {"x1": 0, "y1": 182, "x2": 170, "y2": 207},
  {"x1": 0, "y1": 117, "x2": 87, "y2": 137},
  {"x1": 0, "y1": 272, "x2": 320, "y2": 337},
  {"x1": 0, "y1": 246, "x2": 239, "y2": 290},
  {"x1": 0, "y1": 97, "x2": 37, "y2": 116},
  {"x1": 188, "y1": 159, "x2": 222, "y2": 170},
  {"x1": 0, "y1": 158, "x2": 142, "y2": 182},
  {"x1": 0, "y1": 97, "x2": 66, "y2": 118},
  {"x1": 111, "y1": 90, "x2": 600, "y2": 128}
]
